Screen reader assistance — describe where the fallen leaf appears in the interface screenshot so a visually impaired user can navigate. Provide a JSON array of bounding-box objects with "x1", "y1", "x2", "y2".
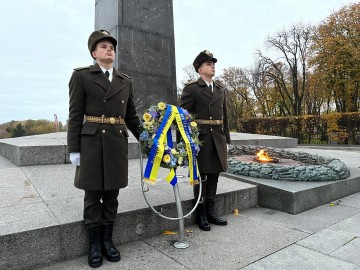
[
  {"x1": 162, "y1": 230, "x2": 178, "y2": 235},
  {"x1": 233, "y1": 208, "x2": 239, "y2": 216},
  {"x1": 329, "y1": 203, "x2": 334, "y2": 207}
]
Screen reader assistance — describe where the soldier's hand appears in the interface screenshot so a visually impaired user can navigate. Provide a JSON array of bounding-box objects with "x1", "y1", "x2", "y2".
[{"x1": 69, "y1": 152, "x2": 80, "y2": 166}]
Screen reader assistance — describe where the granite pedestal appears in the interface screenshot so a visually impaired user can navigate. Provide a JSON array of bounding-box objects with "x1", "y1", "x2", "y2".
[{"x1": 224, "y1": 147, "x2": 360, "y2": 214}]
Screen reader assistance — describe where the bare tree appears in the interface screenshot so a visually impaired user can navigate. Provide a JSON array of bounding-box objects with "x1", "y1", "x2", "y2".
[{"x1": 257, "y1": 24, "x2": 313, "y2": 116}]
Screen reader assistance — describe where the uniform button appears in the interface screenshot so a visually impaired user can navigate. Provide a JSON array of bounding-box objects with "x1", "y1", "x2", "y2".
[
  {"x1": 102, "y1": 114, "x2": 105, "y2": 117},
  {"x1": 210, "y1": 116, "x2": 212, "y2": 119},
  {"x1": 103, "y1": 100, "x2": 106, "y2": 103},
  {"x1": 210, "y1": 128, "x2": 213, "y2": 131},
  {"x1": 120, "y1": 130, "x2": 122, "y2": 133},
  {"x1": 102, "y1": 130, "x2": 106, "y2": 133},
  {"x1": 122, "y1": 100, "x2": 124, "y2": 103}
]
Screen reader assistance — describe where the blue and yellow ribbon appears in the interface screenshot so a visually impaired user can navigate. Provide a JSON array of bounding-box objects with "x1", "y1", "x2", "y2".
[{"x1": 143, "y1": 104, "x2": 199, "y2": 186}]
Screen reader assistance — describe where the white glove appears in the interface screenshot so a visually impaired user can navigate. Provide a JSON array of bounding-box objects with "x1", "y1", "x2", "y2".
[
  {"x1": 69, "y1": 152, "x2": 80, "y2": 166},
  {"x1": 227, "y1": 144, "x2": 230, "y2": 152}
]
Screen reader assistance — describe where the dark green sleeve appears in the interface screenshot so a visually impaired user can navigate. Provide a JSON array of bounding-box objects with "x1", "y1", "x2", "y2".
[{"x1": 67, "y1": 70, "x2": 85, "y2": 153}]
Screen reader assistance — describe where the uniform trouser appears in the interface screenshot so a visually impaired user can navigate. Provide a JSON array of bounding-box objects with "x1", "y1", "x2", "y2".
[
  {"x1": 193, "y1": 173, "x2": 219, "y2": 201},
  {"x1": 84, "y1": 189, "x2": 119, "y2": 228}
]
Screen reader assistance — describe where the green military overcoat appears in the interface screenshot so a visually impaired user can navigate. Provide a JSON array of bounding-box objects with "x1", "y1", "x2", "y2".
[
  {"x1": 67, "y1": 63, "x2": 139, "y2": 190},
  {"x1": 179, "y1": 77, "x2": 231, "y2": 173}
]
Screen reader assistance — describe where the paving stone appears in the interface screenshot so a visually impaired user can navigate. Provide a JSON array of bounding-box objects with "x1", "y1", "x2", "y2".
[
  {"x1": 143, "y1": 214, "x2": 309, "y2": 270},
  {"x1": 241, "y1": 205, "x2": 360, "y2": 234},
  {"x1": 330, "y1": 237, "x2": 360, "y2": 266},
  {"x1": 242, "y1": 244, "x2": 358, "y2": 270},
  {"x1": 297, "y1": 228, "x2": 356, "y2": 254}
]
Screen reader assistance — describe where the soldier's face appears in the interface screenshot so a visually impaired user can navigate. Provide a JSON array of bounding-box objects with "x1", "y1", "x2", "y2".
[
  {"x1": 198, "y1": 61, "x2": 215, "y2": 77},
  {"x1": 92, "y1": 40, "x2": 115, "y2": 64}
]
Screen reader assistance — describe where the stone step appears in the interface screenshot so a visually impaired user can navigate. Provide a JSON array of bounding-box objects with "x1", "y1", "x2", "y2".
[
  {"x1": 0, "y1": 131, "x2": 297, "y2": 166},
  {"x1": 0, "y1": 161, "x2": 258, "y2": 270}
]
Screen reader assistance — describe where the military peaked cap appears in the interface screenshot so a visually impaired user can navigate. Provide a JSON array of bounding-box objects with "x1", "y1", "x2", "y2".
[
  {"x1": 193, "y1": 50, "x2": 217, "y2": 72},
  {"x1": 88, "y1": 30, "x2": 117, "y2": 59}
]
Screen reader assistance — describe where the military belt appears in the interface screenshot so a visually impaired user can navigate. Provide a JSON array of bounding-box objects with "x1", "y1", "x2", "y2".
[
  {"x1": 85, "y1": 116, "x2": 125, "y2": 125},
  {"x1": 195, "y1": 119, "x2": 223, "y2": 125}
]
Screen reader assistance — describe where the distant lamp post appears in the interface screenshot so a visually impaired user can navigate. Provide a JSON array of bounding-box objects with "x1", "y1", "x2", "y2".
[{"x1": 54, "y1": 114, "x2": 59, "y2": 132}]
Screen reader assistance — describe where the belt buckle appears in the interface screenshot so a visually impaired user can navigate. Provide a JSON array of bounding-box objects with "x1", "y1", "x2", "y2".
[{"x1": 109, "y1": 117, "x2": 116, "y2": 124}]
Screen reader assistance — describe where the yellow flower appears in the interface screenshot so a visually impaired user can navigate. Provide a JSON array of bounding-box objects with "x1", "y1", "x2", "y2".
[
  {"x1": 171, "y1": 148, "x2": 177, "y2": 154},
  {"x1": 178, "y1": 156, "x2": 183, "y2": 164},
  {"x1": 190, "y1": 121, "x2": 197, "y2": 128},
  {"x1": 163, "y1": 154, "x2": 171, "y2": 163},
  {"x1": 143, "y1": 121, "x2": 152, "y2": 129},
  {"x1": 143, "y1": 113, "x2": 152, "y2": 122},
  {"x1": 157, "y1": 102, "x2": 166, "y2": 111}
]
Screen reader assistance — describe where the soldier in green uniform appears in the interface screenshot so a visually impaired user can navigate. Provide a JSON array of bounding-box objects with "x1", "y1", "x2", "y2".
[
  {"x1": 67, "y1": 30, "x2": 139, "y2": 268},
  {"x1": 179, "y1": 50, "x2": 231, "y2": 231}
]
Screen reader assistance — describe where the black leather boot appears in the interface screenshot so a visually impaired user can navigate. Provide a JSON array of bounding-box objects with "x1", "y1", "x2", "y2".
[
  {"x1": 87, "y1": 226, "x2": 103, "y2": 268},
  {"x1": 197, "y1": 203, "x2": 211, "y2": 231},
  {"x1": 206, "y1": 199, "x2": 228, "y2": 226},
  {"x1": 102, "y1": 224, "x2": 121, "y2": 262}
]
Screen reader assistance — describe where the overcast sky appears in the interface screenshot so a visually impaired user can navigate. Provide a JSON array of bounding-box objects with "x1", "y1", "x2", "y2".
[{"x1": 0, "y1": 0, "x2": 357, "y2": 124}]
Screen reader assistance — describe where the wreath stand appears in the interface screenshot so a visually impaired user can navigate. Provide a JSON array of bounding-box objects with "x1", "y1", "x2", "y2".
[{"x1": 139, "y1": 144, "x2": 202, "y2": 249}]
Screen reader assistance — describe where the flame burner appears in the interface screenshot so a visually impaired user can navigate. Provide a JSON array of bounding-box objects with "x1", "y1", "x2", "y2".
[
  {"x1": 253, "y1": 156, "x2": 280, "y2": 163},
  {"x1": 253, "y1": 150, "x2": 280, "y2": 163}
]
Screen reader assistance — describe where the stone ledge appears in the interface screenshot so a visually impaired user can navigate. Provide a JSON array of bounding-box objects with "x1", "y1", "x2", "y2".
[
  {"x1": 0, "y1": 174, "x2": 257, "y2": 270},
  {"x1": 0, "y1": 132, "x2": 297, "y2": 166},
  {"x1": 223, "y1": 167, "x2": 360, "y2": 214}
]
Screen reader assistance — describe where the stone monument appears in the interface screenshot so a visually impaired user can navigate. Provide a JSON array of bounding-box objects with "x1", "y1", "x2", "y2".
[{"x1": 95, "y1": 0, "x2": 177, "y2": 114}]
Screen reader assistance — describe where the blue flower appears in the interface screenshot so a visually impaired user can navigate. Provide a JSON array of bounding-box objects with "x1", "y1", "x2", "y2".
[
  {"x1": 140, "y1": 131, "x2": 149, "y2": 141},
  {"x1": 170, "y1": 155, "x2": 177, "y2": 167}
]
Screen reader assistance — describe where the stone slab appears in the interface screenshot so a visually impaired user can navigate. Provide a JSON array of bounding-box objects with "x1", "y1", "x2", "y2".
[
  {"x1": 241, "y1": 205, "x2": 360, "y2": 234},
  {"x1": 242, "y1": 244, "x2": 358, "y2": 270},
  {"x1": 0, "y1": 159, "x2": 258, "y2": 269},
  {"x1": 230, "y1": 132, "x2": 297, "y2": 148},
  {"x1": 327, "y1": 212, "x2": 360, "y2": 237},
  {"x1": 35, "y1": 213, "x2": 308, "y2": 270},
  {"x1": 0, "y1": 131, "x2": 298, "y2": 166},
  {"x1": 0, "y1": 202, "x2": 59, "y2": 236},
  {"x1": 144, "y1": 214, "x2": 309, "y2": 270},
  {"x1": 20, "y1": 164, "x2": 83, "y2": 201},
  {"x1": 0, "y1": 153, "x2": 15, "y2": 169},
  {"x1": 0, "y1": 168, "x2": 42, "y2": 208},
  {"x1": 223, "y1": 166, "x2": 360, "y2": 214},
  {"x1": 330, "y1": 237, "x2": 360, "y2": 266},
  {"x1": 297, "y1": 228, "x2": 356, "y2": 254},
  {"x1": 35, "y1": 240, "x2": 187, "y2": 270},
  {"x1": 337, "y1": 192, "x2": 360, "y2": 208},
  {"x1": 0, "y1": 226, "x2": 61, "y2": 270}
]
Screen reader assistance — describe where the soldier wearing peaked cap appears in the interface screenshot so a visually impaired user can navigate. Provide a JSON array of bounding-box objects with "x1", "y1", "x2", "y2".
[
  {"x1": 179, "y1": 50, "x2": 231, "y2": 232},
  {"x1": 67, "y1": 29, "x2": 140, "y2": 268}
]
